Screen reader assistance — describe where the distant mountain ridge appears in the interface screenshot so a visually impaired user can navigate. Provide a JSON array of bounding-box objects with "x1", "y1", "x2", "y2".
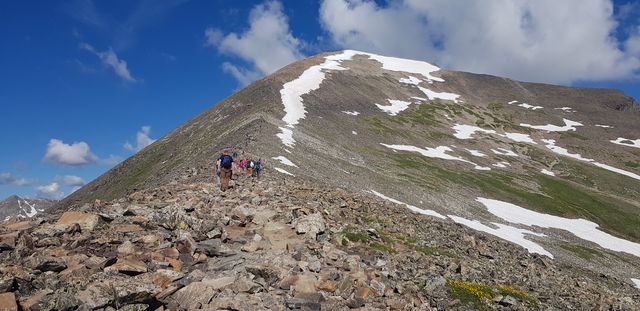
[{"x1": 0, "y1": 195, "x2": 56, "y2": 220}]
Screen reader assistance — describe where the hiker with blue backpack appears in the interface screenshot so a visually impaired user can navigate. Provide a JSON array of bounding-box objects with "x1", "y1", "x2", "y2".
[
  {"x1": 253, "y1": 158, "x2": 263, "y2": 179},
  {"x1": 216, "y1": 149, "x2": 234, "y2": 191}
]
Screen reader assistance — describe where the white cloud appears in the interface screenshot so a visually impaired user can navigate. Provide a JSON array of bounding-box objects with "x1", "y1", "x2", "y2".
[
  {"x1": 319, "y1": 0, "x2": 640, "y2": 84},
  {"x1": 54, "y1": 175, "x2": 86, "y2": 187},
  {"x1": 205, "y1": 0, "x2": 304, "y2": 85},
  {"x1": 124, "y1": 126, "x2": 157, "y2": 152},
  {"x1": 0, "y1": 173, "x2": 31, "y2": 186},
  {"x1": 36, "y1": 182, "x2": 64, "y2": 200},
  {"x1": 80, "y1": 43, "x2": 137, "y2": 82},
  {"x1": 44, "y1": 139, "x2": 97, "y2": 166}
]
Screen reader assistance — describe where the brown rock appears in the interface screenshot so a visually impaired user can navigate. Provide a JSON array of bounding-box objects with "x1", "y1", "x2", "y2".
[
  {"x1": 292, "y1": 274, "x2": 318, "y2": 294},
  {"x1": 167, "y1": 258, "x2": 182, "y2": 272},
  {"x1": 5, "y1": 221, "x2": 33, "y2": 231},
  {"x1": 18, "y1": 290, "x2": 52, "y2": 311},
  {"x1": 201, "y1": 275, "x2": 236, "y2": 290},
  {"x1": 157, "y1": 247, "x2": 180, "y2": 259},
  {"x1": 114, "y1": 224, "x2": 144, "y2": 233},
  {"x1": 104, "y1": 258, "x2": 147, "y2": 275},
  {"x1": 0, "y1": 292, "x2": 17, "y2": 311},
  {"x1": 57, "y1": 212, "x2": 100, "y2": 231},
  {"x1": 354, "y1": 287, "x2": 375, "y2": 300},
  {"x1": 316, "y1": 280, "x2": 338, "y2": 292},
  {"x1": 171, "y1": 282, "x2": 215, "y2": 308}
]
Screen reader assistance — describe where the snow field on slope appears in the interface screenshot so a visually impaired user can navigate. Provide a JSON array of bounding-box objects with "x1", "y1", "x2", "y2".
[
  {"x1": 380, "y1": 143, "x2": 490, "y2": 171},
  {"x1": 466, "y1": 149, "x2": 487, "y2": 157},
  {"x1": 520, "y1": 118, "x2": 583, "y2": 132},
  {"x1": 399, "y1": 76, "x2": 422, "y2": 85},
  {"x1": 274, "y1": 167, "x2": 295, "y2": 176},
  {"x1": 611, "y1": 137, "x2": 640, "y2": 149},
  {"x1": 542, "y1": 139, "x2": 640, "y2": 181},
  {"x1": 272, "y1": 156, "x2": 298, "y2": 167},
  {"x1": 278, "y1": 50, "x2": 357, "y2": 147},
  {"x1": 375, "y1": 100, "x2": 412, "y2": 116},
  {"x1": 540, "y1": 169, "x2": 555, "y2": 176},
  {"x1": 448, "y1": 215, "x2": 552, "y2": 257},
  {"x1": 477, "y1": 198, "x2": 640, "y2": 258},
  {"x1": 370, "y1": 190, "x2": 446, "y2": 219},
  {"x1": 418, "y1": 86, "x2": 461, "y2": 103},
  {"x1": 507, "y1": 100, "x2": 543, "y2": 110},
  {"x1": 452, "y1": 124, "x2": 536, "y2": 144},
  {"x1": 342, "y1": 111, "x2": 360, "y2": 116},
  {"x1": 347, "y1": 50, "x2": 444, "y2": 82}
]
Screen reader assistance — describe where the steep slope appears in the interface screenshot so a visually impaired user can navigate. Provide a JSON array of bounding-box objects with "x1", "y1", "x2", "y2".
[
  {"x1": 58, "y1": 50, "x2": 640, "y2": 282},
  {"x1": 0, "y1": 195, "x2": 56, "y2": 221}
]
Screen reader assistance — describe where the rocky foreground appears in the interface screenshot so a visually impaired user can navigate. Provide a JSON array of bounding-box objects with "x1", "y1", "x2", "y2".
[{"x1": 0, "y1": 173, "x2": 639, "y2": 310}]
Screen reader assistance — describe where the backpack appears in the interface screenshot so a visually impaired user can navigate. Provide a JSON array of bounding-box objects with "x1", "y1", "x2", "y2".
[
  {"x1": 249, "y1": 161, "x2": 255, "y2": 168},
  {"x1": 220, "y1": 155, "x2": 232, "y2": 169},
  {"x1": 255, "y1": 161, "x2": 262, "y2": 170}
]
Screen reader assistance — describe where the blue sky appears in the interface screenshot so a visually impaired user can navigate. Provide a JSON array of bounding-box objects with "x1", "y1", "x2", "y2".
[{"x1": 1, "y1": 0, "x2": 638, "y2": 200}]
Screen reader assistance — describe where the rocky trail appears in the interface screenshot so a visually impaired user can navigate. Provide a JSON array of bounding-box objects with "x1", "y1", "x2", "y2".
[{"x1": 1, "y1": 171, "x2": 639, "y2": 310}]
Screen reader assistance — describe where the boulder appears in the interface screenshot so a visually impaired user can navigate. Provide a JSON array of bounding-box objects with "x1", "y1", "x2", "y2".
[
  {"x1": 294, "y1": 213, "x2": 326, "y2": 239},
  {"x1": 104, "y1": 258, "x2": 147, "y2": 276},
  {"x1": 56, "y1": 212, "x2": 100, "y2": 231},
  {"x1": 0, "y1": 292, "x2": 17, "y2": 311},
  {"x1": 171, "y1": 282, "x2": 215, "y2": 308}
]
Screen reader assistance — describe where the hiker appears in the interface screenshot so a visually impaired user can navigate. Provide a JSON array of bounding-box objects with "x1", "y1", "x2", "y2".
[
  {"x1": 254, "y1": 158, "x2": 263, "y2": 179},
  {"x1": 239, "y1": 159, "x2": 246, "y2": 176},
  {"x1": 217, "y1": 149, "x2": 233, "y2": 191},
  {"x1": 246, "y1": 159, "x2": 254, "y2": 177}
]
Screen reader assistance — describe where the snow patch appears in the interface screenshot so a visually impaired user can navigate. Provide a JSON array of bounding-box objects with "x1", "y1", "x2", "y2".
[
  {"x1": 370, "y1": 190, "x2": 446, "y2": 219},
  {"x1": 411, "y1": 96, "x2": 427, "y2": 101},
  {"x1": 542, "y1": 139, "x2": 640, "y2": 181},
  {"x1": 399, "y1": 76, "x2": 422, "y2": 85},
  {"x1": 381, "y1": 143, "x2": 489, "y2": 171},
  {"x1": 274, "y1": 167, "x2": 295, "y2": 176},
  {"x1": 277, "y1": 127, "x2": 295, "y2": 148},
  {"x1": 352, "y1": 131, "x2": 357, "y2": 135},
  {"x1": 278, "y1": 50, "x2": 357, "y2": 147},
  {"x1": 418, "y1": 86, "x2": 461, "y2": 103},
  {"x1": 466, "y1": 149, "x2": 487, "y2": 157},
  {"x1": 452, "y1": 124, "x2": 496, "y2": 139},
  {"x1": 540, "y1": 169, "x2": 555, "y2": 176},
  {"x1": 477, "y1": 197, "x2": 640, "y2": 258},
  {"x1": 491, "y1": 148, "x2": 518, "y2": 157},
  {"x1": 449, "y1": 215, "x2": 552, "y2": 257},
  {"x1": 555, "y1": 107, "x2": 576, "y2": 112},
  {"x1": 507, "y1": 100, "x2": 543, "y2": 110},
  {"x1": 342, "y1": 111, "x2": 360, "y2": 116},
  {"x1": 632, "y1": 278, "x2": 640, "y2": 289},
  {"x1": 352, "y1": 51, "x2": 444, "y2": 82},
  {"x1": 595, "y1": 124, "x2": 613, "y2": 128},
  {"x1": 376, "y1": 99, "x2": 412, "y2": 116},
  {"x1": 22, "y1": 200, "x2": 38, "y2": 218},
  {"x1": 272, "y1": 156, "x2": 298, "y2": 167},
  {"x1": 504, "y1": 133, "x2": 537, "y2": 144},
  {"x1": 611, "y1": 137, "x2": 640, "y2": 149},
  {"x1": 520, "y1": 118, "x2": 583, "y2": 132},
  {"x1": 492, "y1": 162, "x2": 510, "y2": 168}
]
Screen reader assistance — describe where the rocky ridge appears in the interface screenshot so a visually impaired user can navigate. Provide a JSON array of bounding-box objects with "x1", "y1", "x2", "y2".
[
  {"x1": 0, "y1": 196, "x2": 56, "y2": 221},
  {"x1": 1, "y1": 172, "x2": 639, "y2": 310}
]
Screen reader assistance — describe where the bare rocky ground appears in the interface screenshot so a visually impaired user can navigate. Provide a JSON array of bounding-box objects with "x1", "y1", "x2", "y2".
[{"x1": 1, "y1": 171, "x2": 639, "y2": 310}]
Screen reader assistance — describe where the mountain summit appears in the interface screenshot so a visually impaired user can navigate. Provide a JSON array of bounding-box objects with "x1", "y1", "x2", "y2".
[{"x1": 7, "y1": 50, "x2": 638, "y2": 308}]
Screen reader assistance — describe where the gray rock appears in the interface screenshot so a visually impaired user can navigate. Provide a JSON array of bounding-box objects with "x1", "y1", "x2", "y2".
[{"x1": 196, "y1": 239, "x2": 236, "y2": 257}]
